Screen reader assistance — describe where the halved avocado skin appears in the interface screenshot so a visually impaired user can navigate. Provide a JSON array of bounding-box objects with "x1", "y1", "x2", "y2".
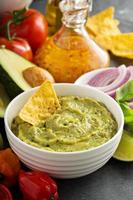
[
  {"x1": 0, "y1": 66, "x2": 23, "y2": 99},
  {"x1": 0, "y1": 84, "x2": 9, "y2": 118},
  {"x1": 0, "y1": 49, "x2": 33, "y2": 99}
]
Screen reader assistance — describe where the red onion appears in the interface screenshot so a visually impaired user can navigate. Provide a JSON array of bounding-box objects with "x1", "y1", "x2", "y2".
[
  {"x1": 107, "y1": 69, "x2": 130, "y2": 97},
  {"x1": 88, "y1": 68, "x2": 119, "y2": 87},
  {"x1": 87, "y1": 65, "x2": 133, "y2": 98}
]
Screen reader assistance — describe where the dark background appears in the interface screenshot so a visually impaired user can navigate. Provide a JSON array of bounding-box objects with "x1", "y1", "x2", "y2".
[{"x1": 2, "y1": 0, "x2": 133, "y2": 199}]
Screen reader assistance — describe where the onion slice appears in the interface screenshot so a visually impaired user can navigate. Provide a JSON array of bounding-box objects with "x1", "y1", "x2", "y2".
[
  {"x1": 88, "y1": 65, "x2": 128, "y2": 93},
  {"x1": 82, "y1": 65, "x2": 133, "y2": 101},
  {"x1": 107, "y1": 70, "x2": 130, "y2": 97},
  {"x1": 88, "y1": 68, "x2": 119, "y2": 87},
  {"x1": 96, "y1": 65, "x2": 127, "y2": 92}
]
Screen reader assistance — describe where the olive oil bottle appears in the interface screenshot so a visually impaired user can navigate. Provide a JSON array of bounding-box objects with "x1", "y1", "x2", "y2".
[{"x1": 35, "y1": 0, "x2": 110, "y2": 83}]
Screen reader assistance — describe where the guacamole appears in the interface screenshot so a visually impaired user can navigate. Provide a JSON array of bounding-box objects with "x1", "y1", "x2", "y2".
[{"x1": 12, "y1": 96, "x2": 117, "y2": 152}]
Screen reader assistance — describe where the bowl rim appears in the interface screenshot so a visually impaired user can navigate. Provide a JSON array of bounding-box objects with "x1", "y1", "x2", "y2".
[{"x1": 4, "y1": 83, "x2": 124, "y2": 155}]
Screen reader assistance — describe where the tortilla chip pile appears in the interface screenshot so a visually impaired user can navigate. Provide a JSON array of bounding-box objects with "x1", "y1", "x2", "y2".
[
  {"x1": 86, "y1": 7, "x2": 133, "y2": 59},
  {"x1": 19, "y1": 81, "x2": 60, "y2": 126}
]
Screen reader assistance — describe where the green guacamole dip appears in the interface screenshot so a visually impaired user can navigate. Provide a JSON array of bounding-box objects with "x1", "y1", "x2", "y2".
[{"x1": 12, "y1": 96, "x2": 117, "y2": 152}]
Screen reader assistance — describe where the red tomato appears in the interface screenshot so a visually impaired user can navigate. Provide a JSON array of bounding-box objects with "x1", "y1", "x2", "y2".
[
  {"x1": 0, "y1": 37, "x2": 33, "y2": 61},
  {"x1": 0, "y1": 9, "x2": 48, "y2": 51},
  {"x1": 0, "y1": 184, "x2": 12, "y2": 200}
]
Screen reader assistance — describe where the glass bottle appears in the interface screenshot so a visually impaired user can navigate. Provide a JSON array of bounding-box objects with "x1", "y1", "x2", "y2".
[{"x1": 35, "y1": 0, "x2": 110, "y2": 83}]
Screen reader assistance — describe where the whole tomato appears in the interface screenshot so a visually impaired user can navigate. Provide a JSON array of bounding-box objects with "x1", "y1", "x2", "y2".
[
  {"x1": 0, "y1": 37, "x2": 33, "y2": 61},
  {"x1": 0, "y1": 8, "x2": 48, "y2": 51}
]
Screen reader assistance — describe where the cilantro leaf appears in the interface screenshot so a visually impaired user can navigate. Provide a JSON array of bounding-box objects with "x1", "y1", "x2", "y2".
[
  {"x1": 116, "y1": 80, "x2": 133, "y2": 102},
  {"x1": 119, "y1": 102, "x2": 133, "y2": 123},
  {"x1": 116, "y1": 80, "x2": 133, "y2": 129}
]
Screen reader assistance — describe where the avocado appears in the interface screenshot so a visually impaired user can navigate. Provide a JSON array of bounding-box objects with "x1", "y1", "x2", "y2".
[
  {"x1": 0, "y1": 49, "x2": 34, "y2": 99},
  {"x1": 0, "y1": 83, "x2": 9, "y2": 118},
  {"x1": 0, "y1": 133, "x2": 4, "y2": 149}
]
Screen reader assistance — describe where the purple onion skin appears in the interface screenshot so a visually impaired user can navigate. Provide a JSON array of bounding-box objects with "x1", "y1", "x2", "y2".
[
  {"x1": 87, "y1": 66, "x2": 133, "y2": 102},
  {"x1": 88, "y1": 68, "x2": 118, "y2": 87},
  {"x1": 107, "y1": 90, "x2": 116, "y2": 98}
]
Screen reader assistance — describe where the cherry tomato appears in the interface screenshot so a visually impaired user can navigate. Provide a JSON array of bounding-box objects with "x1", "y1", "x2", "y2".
[
  {"x1": 0, "y1": 37, "x2": 33, "y2": 61},
  {"x1": 0, "y1": 8, "x2": 48, "y2": 51},
  {"x1": 0, "y1": 184, "x2": 12, "y2": 200}
]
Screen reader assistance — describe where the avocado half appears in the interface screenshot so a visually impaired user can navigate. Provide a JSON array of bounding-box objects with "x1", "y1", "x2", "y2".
[
  {"x1": 0, "y1": 83, "x2": 9, "y2": 118},
  {"x1": 0, "y1": 49, "x2": 35, "y2": 99}
]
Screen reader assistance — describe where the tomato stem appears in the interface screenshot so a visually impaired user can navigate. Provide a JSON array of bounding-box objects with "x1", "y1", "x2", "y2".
[
  {"x1": 5, "y1": 7, "x2": 28, "y2": 41},
  {"x1": 6, "y1": 20, "x2": 13, "y2": 40}
]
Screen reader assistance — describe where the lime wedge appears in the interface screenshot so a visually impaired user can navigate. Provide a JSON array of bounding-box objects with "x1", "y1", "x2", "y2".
[{"x1": 113, "y1": 130, "x2": 133, "y2": 161}]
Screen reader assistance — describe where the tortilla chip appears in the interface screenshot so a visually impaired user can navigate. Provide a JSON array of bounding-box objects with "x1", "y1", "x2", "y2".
[
  {"x1": 86, "y1": 7, "x2": 121, "y2": 36},
  {"x1": 19, "y1": 81, "x2": 60, "y2": 126},
  {"x1": 95, "y1": 33, "x2": 133, "y2": 59}
]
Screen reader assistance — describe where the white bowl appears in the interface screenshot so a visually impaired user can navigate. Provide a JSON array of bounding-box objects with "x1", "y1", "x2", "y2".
[
  {"x1": 4, "y1": 84, "x2": 124, "y2": 179},
  {"x1": 0, "y1": 0, "x2": 33, "y2": 12}
]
